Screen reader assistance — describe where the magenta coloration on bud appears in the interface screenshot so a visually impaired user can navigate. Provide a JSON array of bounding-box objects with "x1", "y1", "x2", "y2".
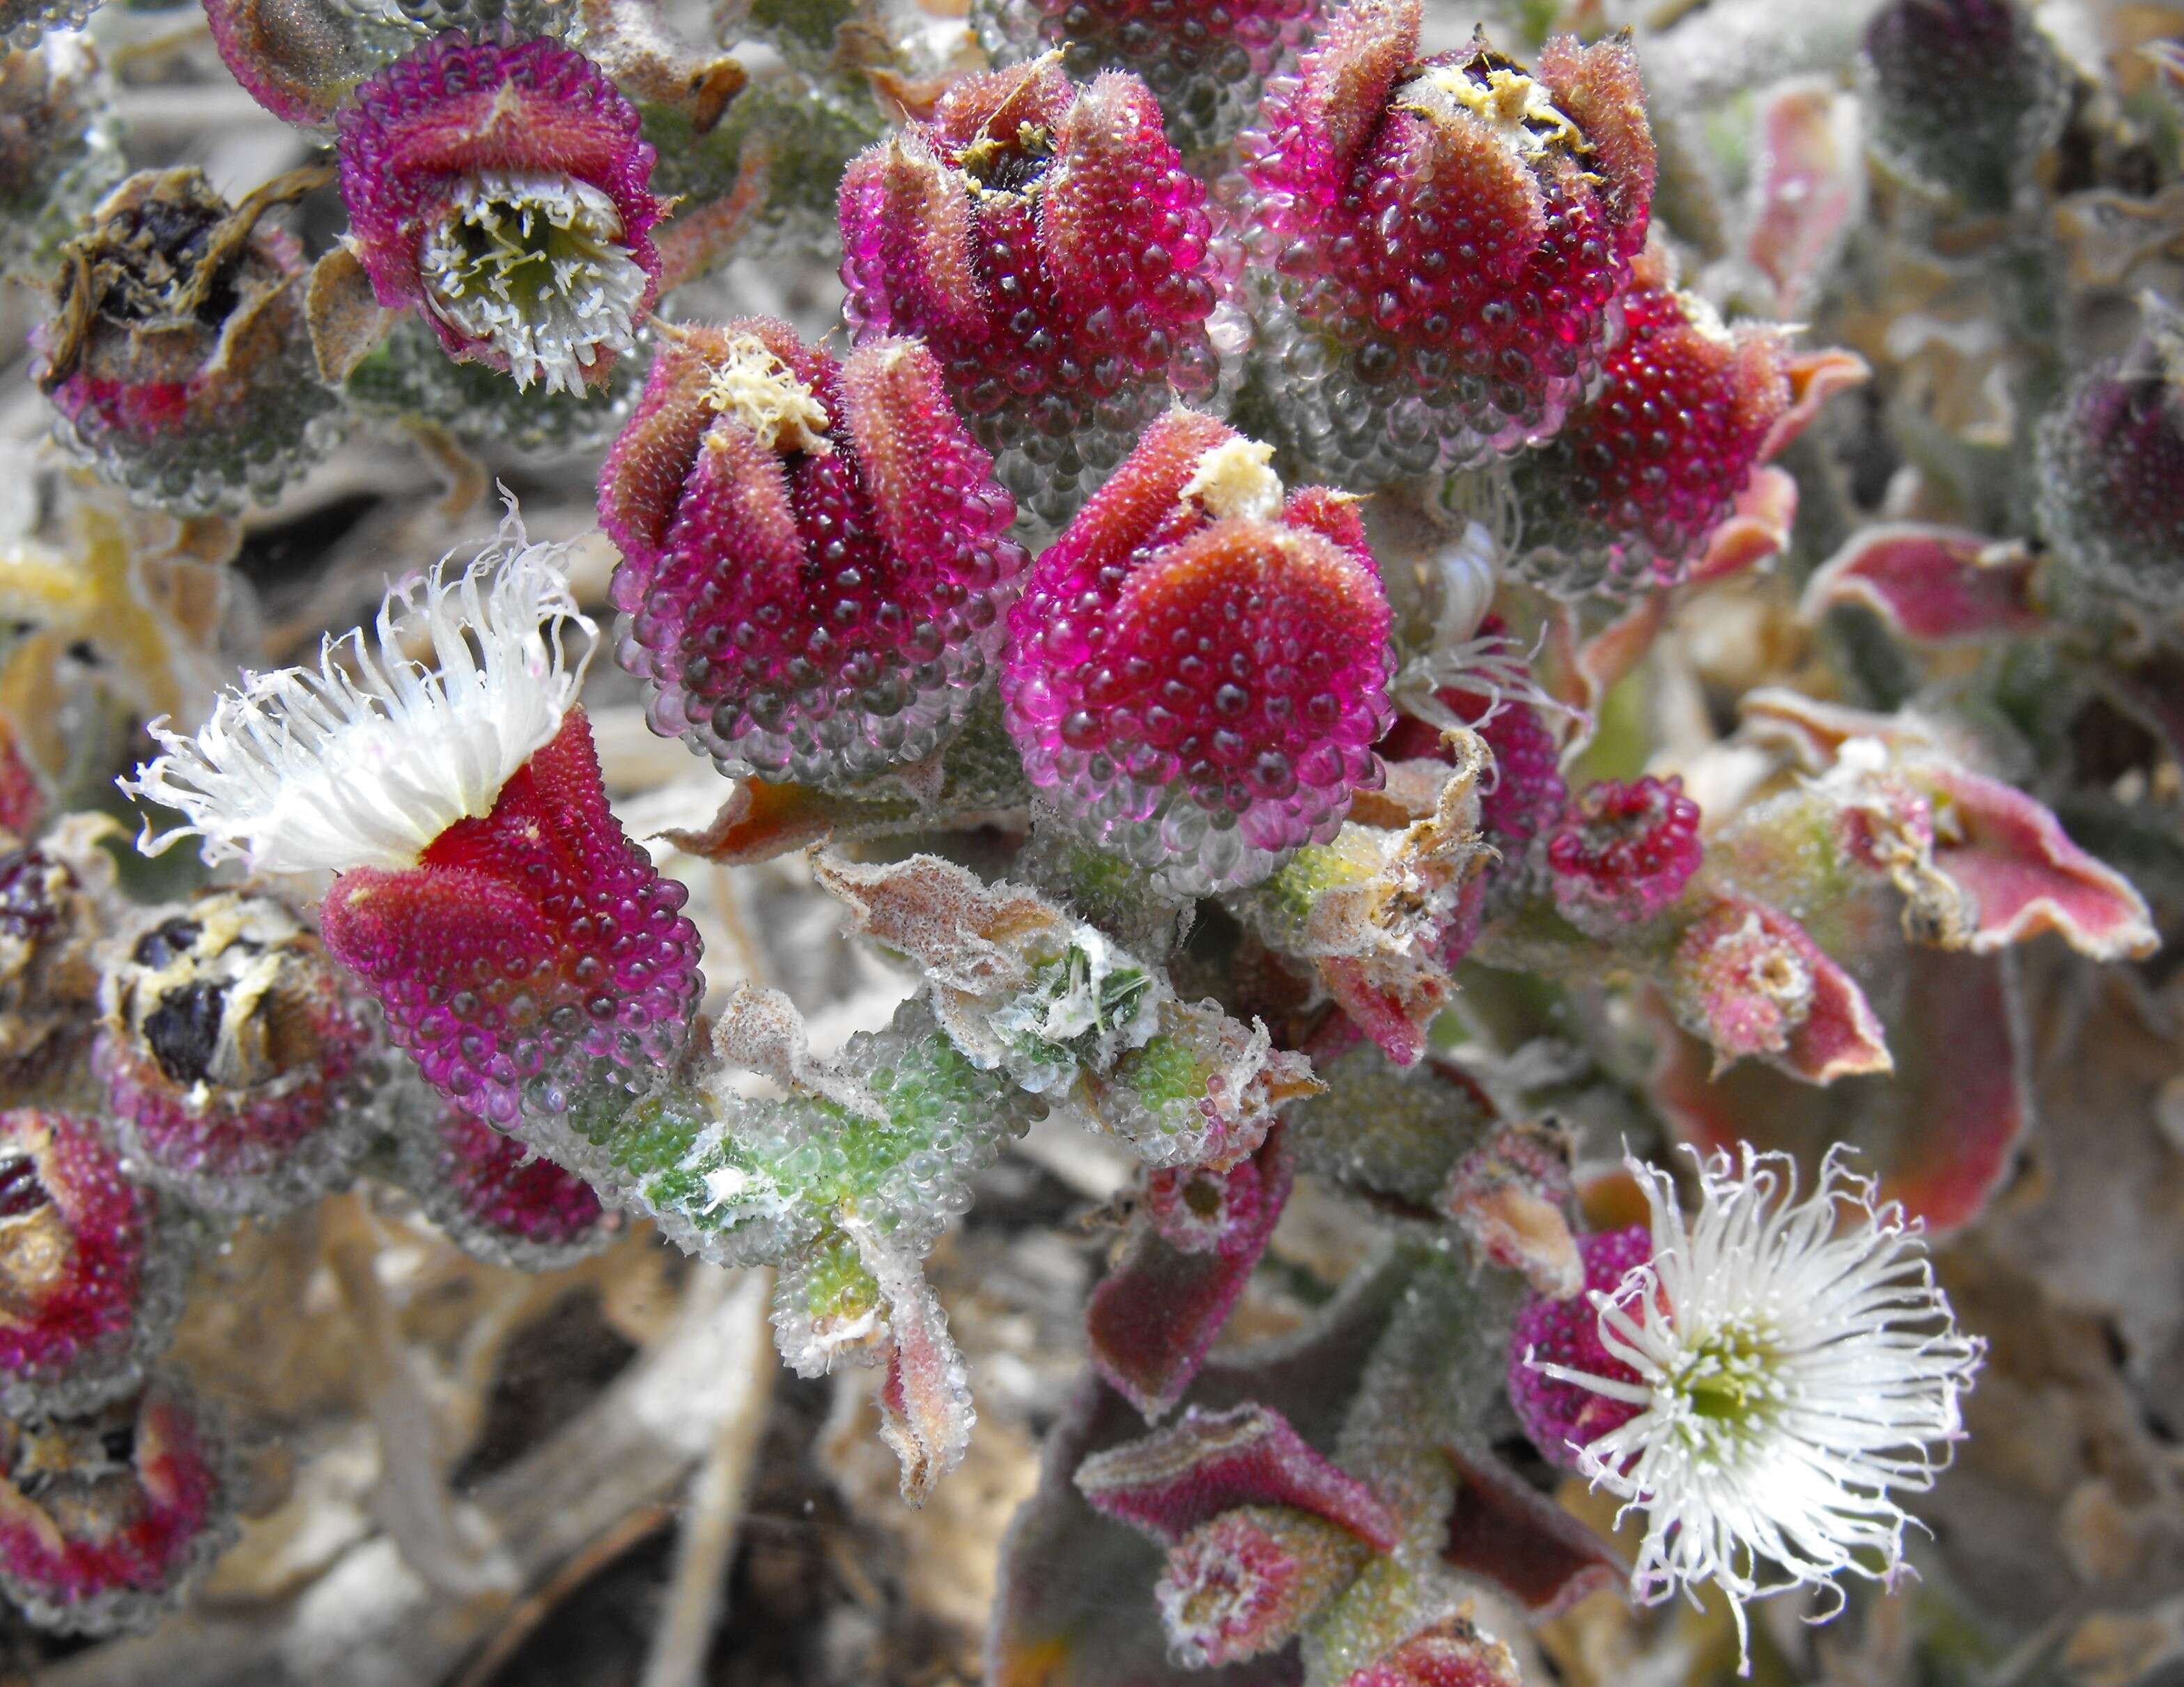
[
  {"x1": 0, "y1": 1381, "x2": 231, "y2": 1635},
  {"x1": 0, "y1": 1110, "x2": 187, "y2": 1421},
  {"x1": 1508, "y1": 1224, "x2": 1650, "y2": 1468},
  {"x1": 599, "y1": 320, "x2": 1027, "y2": 789},
  {"x1": 32, "y1": 167, "x2": 341, "y2": 515},
  {"x1": 93, "y1": 894, "x2": 378, "y2": 1215},
  {"x1": 319, "y1": 710, "x2": 704, "y2": 1139},
  {"x1": 1078, "y1": 1399, "x2": 1401, "y2": 1548},
  {"x1": 838, "y1": 58, "x2": 1219, "y2": 528},
  {"x1": 1231, "y1": 2, "x2": 1655, "y2": 488},
  {"x1": 973, "y1": 0, "x2": 1323, "y2": 155},
  {"x1": 1347, "y1": 1617, "x2": 1524, "y2": 1687},
  {"x1": 1085, "y1": 1130, "x2": 1294, "y2": 1417},
  {"x1": 1547, "y1": 775, "x2": 1703, "y2": 933},
  {"x1": 336, "y1": 33, "x2": 663, "y2": 395},
  {"x1": 393, "y1": 1100, "x2": 622, "y2": 1271},
  {"x1": 1667, "y1": 894, "x2": 1891, "y2": 1085},
  {"x1": 1002, "y1": 412, "x2": 1394, "y2": 894},
  {"x1": 1156, "y1": 1504, "x2": 1370, "y2": 1667},
  {"x1": 1861, "y1": 0, "x2": 2066, "y2": 214},
  {"x1": 1510, "y1": 279, "x2": 1796, "y2": 599},
  {"x1": 2035, "y1": 302, "x2": 2184, "y2": 616}
]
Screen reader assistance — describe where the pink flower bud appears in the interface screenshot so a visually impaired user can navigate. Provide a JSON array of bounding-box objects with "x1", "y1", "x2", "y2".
[
  {"x1": 599, "y1": 320, "x2": 1027, "y2": 788},
  {"x1": 392, "y1": 1098, "x2": 622, "y2": 1270},
  {"x1": 1232, "y1": 3, "x2": 1654, "y2": 487},
  {"x1": 1507, "y1": 1223, "x2": 1650, "y2": 1469},
  {"x1": 1546, "y1": 774, "x2": 1703, "y2": 932},
  {"x1": 1002, "y1": 412, "x2": 1393, "y2": 894},
  {"x1": 839, "y1": 58, "x2": 1218, "y2": 527}
]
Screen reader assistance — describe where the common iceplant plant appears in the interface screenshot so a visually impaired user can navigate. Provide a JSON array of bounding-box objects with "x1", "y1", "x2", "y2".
[{"x1": 0, "y1": 0, "x2": 2178, "y2": 1677}]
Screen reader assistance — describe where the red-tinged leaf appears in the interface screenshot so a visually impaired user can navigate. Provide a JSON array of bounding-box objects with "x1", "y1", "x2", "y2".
[
  {"x1": 989, "y1": 1264, "x2": 1416, "y2": 1687},
  {"x1": 1735, "y1": 687, "x2": 1946, "y2": 772},
  {"x1": 1762, "y1": 347, "x2": 1873, "y2": 462},
  {"x1": 1802, "y1": 524, "x2": 2043, "y2": 644},
  {"x1": 1648, "y1": 930, "x2": 2029, "y2": 1236},
  {"x1": 1078, "y1": 1403, "x2": 1401, "y2": 1551},
  {"x1": 1666, "y1": 894, "x2": 1893, "y2": 1084},
  {"x1": 1086, "y1": 1132, "x2": 1294, "y2": 1418},
  {"x1": 862, "y1": 1231, "x2": 973, "y2": 1506},
  {"x1": 1345, "y1": 1615, "x2": 1525, "y2": 1687},
  {"x1": 1440, "y1": 1443, "x2": 1624, "y2": 1619},
  {"x1": 1747, "y1": 80, "x2": 1865, "y2": 316},
  {"x1": 1914, "y1": 763, "x2": 2159, "y2": 961},
  {"x1": 1692, "y1": 464, "x2": 1799, "y2": 584}
]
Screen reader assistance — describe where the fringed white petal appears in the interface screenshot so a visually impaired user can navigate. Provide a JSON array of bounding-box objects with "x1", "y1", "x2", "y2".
[
  {"x1": 1531, "y1": 1143, "x2": 1983, "y2": 1674},
  {"x1": 120, "y1": 497, "x2": 595, "y2": 875}
]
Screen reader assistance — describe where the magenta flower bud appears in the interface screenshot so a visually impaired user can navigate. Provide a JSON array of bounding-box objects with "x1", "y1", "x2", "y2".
[
  {"x1": 0, "y1": 1380, "x2": 231, "y2": 1635},
  {"x1": 93, "y1": 893, "x2": 378, "y2": 1216},
  {"x1": 972, "y1": 0, "x2": 1323, "y2": 154},
  {"x1": 1510, "y1": 276, "x2": 1796, "y2": 598},
  {"x1": 0, "y1": 1110, "x2": 188, "y2": 1420},
  {"x1": 392, "y1": 1097, "x2": 622, "y2": 1270},
  {"x1": 2036, "y1": 300, "x2": 2184, "y2": 617},
  {"x1": 1156, "y1": 1505, "x2": 1370, "y2": 1667},
  {"x1": 1546, "y1": 775, "x2": 1703, "y2": 933},
  {"x1": 1507, "y1": 1224, "x2": 1650, "y2": 1470},
  {"x1": 598, "y1": 320, "x2": 1028, "y2": 788},
  {"x1": 1001, "y1": 411, "x2": 1395, "y2": 894},
  {"x1": 839, "y1": 57, "x2": 1219, "y2": 529},
  {"x1": 336, "y1": 33, "x2": 663, "y2": 395},
  {"x1": 121, "y1": 506, "x2": 704, "y2": 1155},
  {"x1": 32, "y1": 166, "x2": 342, "y2": 514},
  {"x1": 1231, "y1": 2, "x2": 1655, "y2": 488},
  {"x1": 0, "y1": 835, "x2": 102, "y2": 1086}
]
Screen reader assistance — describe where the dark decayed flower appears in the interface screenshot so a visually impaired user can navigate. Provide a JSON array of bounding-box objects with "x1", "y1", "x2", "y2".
[
  {"x1": 598, "y1": 318, "x2": 1027, "y2": 788},
  {"x1": 119, "y1": 503, "x2": 704, "y2": 1157},
  {"x1": 1521, "y1": 1147, "x2": 1983, "y2": 1672},
  {"x1": 33, "y1": 166, "x2": 342, "y2": 514},
  {"x1": 1861, "y1": 0, "x2": 2066, "y2": 215},
  {"x1": 93, "y1": 893, "x2": 379, "y2": 1215},
  {"x1": 838, "y1": 54, "x2": 1219, "y2": 528},
  {"x1": 1000, "y1": 410, "x2": 1393, "y2": 894},
  {"x1": 0, "y1": 1110, "x2": 189, "y2": 1420},
  {"x1": 336, "y1": 33, "x2": 664, "y2": 396},
  {"x1": 1510, "y1": 270, "x2": 1795, "y2": 598},
  {"x1": 1228, "y1": 0, "x2": 1654, "y2": 488},
  {"x1": 970, "y1": 0, "x2": 1324, "y2": 155},
  {"x1": 2035, "y1": 296, "x2": 2184, "y2": 617},
  {"x1": 0, "y1": 1381, "x2": 231, "y2": 1635},
  {"x1": 0, "y1": 834, "x2": 103, "y2": 1086}
]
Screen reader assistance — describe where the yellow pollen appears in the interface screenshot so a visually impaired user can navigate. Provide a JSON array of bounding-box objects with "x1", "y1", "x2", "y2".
[
  {"x1": 1416, "y1": 64, "x2": 1581, "y2": 155},
  {"x1": 702, "y1": 334, "x2": 834, "y2": 455},
  {"x1": 1180, "y1": 437, "x2": 1284, "y2": 522}
]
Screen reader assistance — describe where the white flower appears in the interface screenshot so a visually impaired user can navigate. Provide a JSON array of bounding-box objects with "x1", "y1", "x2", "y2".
[
  {"x1": 1528, "y1": 1144, "x2": 1983, "y2": 1672},
  {"x1": 120, "y1": 498, "x2": 595, "y2": 876}
]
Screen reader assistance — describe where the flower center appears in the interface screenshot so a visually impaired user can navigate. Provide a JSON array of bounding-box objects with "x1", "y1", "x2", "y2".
[
  {"x1": 1407, "y1": 57, "x2": 1581, "y2": 157},
  {"x1": 421, "y1": 171, "x2": 647, "y2": 395},
  {"x1": 1666, "y1": 1314, "x2": 1786, "y2": 1452},
  {"x1": 702, "y1": 334, "x2": 834, "y2": 454}
]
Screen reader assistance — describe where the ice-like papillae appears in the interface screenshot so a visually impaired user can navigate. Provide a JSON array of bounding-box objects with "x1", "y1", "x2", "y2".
[
  {"x1": 93, "y1": 894, "x2": 379, "y2": 1217},
  {"x1": 391, "y1": 1096, "x2": 621, "y2": 1273},
  {"x1": 1506, "y1": 1225, "x2": 1651, "y2": 1470},
  {"x1": 600, "y1": 320, "x2": 1027, "y2": 791},
  {"x1": 316, "y1": 710, "x2": 704, "y2": 1152},
  {"x1": 1510, "y1": 282, "x2": 1794, "y2": 598},
  {"x1": 838, "y1": 58, "x2": 1220, "y2": 530},
  {"x1": 2035, "y1": 299, "x2": 2184, "y2": 618},
  {"x1": 336, "y1": 33, "x2": 662, "y2": 392},
  {"x1": 0, "y1": 1110, "x2": 189, "y2": 1420},
  {"x1": 2, "y1": 0, "x2": 99, "y2": 54},
  {"x1": 1227, "y1": 1, "x2": 1655, "y2": 490},
  {"x1": 1000, "y1": 411, "x2": 1395, "y2": 895},
  {"x1": 0, "y1": 1381, "x2": 233, "y2": 1637},
  {"x1": 1546, "y1": 775, "x2": 1705, "y2": 933},
  {"x1": 970, "y1": 0, "x2": 1323, "y2": 155}
]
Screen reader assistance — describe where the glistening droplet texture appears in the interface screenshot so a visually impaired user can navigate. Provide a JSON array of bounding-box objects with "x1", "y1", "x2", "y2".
[
  {"x1": 1001, "y1": 412, "x2": 1393, "y2": 894},
  {"x1": 602, "y1": 321, "x2": 1028, "y2": 789},
  {"x1": 1224, "y1": 6, "x2": 1654, "y2": 490},
  {"x1": 1861, "y1": 0, "x2": 2067, "y2": 213},
  {"x1": 1510, "y1": 286, "x2": 1792, "y2": 598},
  {"x1": 394, "y1": 1098, "x2": 619, "y2": 1272},
  {"x1": 838, "y1": 61, "x2": 1220, "y2": 529},
  {"x1": 1508, "y1": 1223, "x2": 1651, "y2": 1470},
  {"x1": 1547, "y1": 775, "x2": 1704, "y2": 931},
  {"x1": 970, "y1": 0, "x2": 1323, "y2": 155}
]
